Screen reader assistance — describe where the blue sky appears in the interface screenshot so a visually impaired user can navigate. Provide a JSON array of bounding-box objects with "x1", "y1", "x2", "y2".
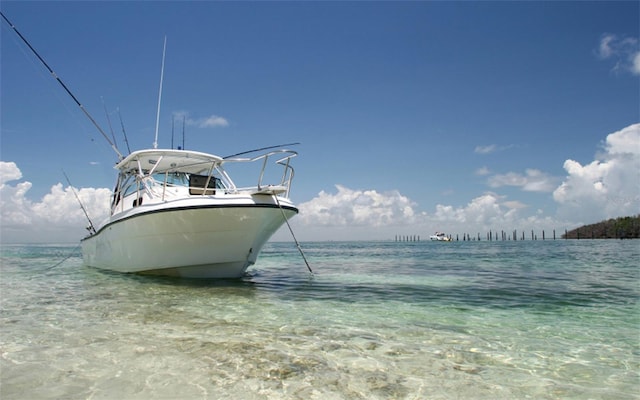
[{"x1": 1, "y1": 1, "x2": 639, "y2": 242}]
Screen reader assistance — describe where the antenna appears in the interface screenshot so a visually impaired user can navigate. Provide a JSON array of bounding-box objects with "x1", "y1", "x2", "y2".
[
  {"x1": 182, "y1": 115, "x2": 186, "y2": 150},
  {"x1": 171, "y1": 114, "x2": 175, "y2": 149},
  {"x1": 153, "y1": 36, "x2": 167, "y2": 149}
]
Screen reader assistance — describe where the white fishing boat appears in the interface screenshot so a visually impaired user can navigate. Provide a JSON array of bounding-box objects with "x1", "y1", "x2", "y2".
[
  {"x1": 429, "y1": 232, "x2": 452, "y2": 241},
  {"x1": 81, "y1": 148, "x2": 299, "y2": 278},
  {"x1": 2, "y1": 13, "x2": 307, "y2": 278}
]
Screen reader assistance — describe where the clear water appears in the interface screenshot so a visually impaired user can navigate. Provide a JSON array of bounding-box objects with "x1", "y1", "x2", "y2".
[{"x1": 1, "y1": 240, "x2": 638, "y2": 399}]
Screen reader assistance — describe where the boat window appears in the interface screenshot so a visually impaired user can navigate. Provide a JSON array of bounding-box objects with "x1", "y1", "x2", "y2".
[
  {"x1": 153, "y1": 172, "x2": 189, "y2": 186},
  {"x1": 121, "y1": 176, "x2": 138, "y2": 197},
  {"x1": 189, "y1": 174, "x2": 219, "y2": 195}
]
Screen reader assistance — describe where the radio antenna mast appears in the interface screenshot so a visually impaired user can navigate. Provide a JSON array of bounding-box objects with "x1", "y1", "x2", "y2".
[
  {"x1": 171, "y1": 114, "x2": 175, "y2": 149},
  {"x1": 153, "y1": 36, "x2": 167, "y2": 149}
]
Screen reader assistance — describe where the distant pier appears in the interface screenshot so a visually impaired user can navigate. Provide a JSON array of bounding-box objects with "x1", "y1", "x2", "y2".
[
  {"x1": 395, "y1": 216, "x2": 639, "y2": 241},
  {"x1": 395, "y1": 235, "x2": 420, "y2": 242},
  {"x1": 395, "y1": 229, "x2": 565, "y2": 241}
]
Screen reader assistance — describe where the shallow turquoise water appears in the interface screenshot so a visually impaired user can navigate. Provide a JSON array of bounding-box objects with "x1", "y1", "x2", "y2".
[{"x1": 1, "y1": 240, "x2": 638, "y2": 399}]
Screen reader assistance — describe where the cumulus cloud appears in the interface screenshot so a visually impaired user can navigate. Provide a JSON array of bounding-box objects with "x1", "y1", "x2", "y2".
[
  {"x1": 430, "y1": 193, "x2": 526, "y2": 228},
  {"x1": 3, "y1": 124, "x2": 638, "y2": 243},
  {"x1": 406, "y1": 192, "x2": 556, "y2": 239},
  {"x1": 488, "y1": 169, "x2": 558, "y2": 192},
  {"x1": 553, "y1": 123, "x2": 640, "y2": 221},
  {"x1": 291, "y1": 125, "x2": 638, "y2": 240},
  {"x1": 597, "y1": 33, "x2": 640, "y2": 75},
  {"x1": 172, "y1": 111, "x2": 229, "y2": 128},
  {"x1": 1, "y1": 162, "x2": 23, "y2": 183},
  {"x1": 298, "y1": 185, "x2": 418, "y2": 228},
  {"x1": 291, "y1": 185, "x2": 559, "y2": 241},
  {"x1": 0, "y1": 162, "x2": 111, "y2": 242}
]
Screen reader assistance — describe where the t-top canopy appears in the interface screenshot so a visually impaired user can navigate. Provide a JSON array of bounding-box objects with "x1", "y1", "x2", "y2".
[{"x1": 115, "y1": 149, "x2": 224, "y2": 175}]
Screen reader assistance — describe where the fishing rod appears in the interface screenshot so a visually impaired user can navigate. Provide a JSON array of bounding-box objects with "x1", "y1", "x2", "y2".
[
  {"x1": 224, "y1": 142, "x2": 301, "y2": 159},
  {"x1": 0, "y1": 11, "x2": 123, "y2": 160},
  {"x1": 62, "y1": 170, "x2": 96, "y2": 235},
  {"x1": 102, "y1": 97, "x2": 119, "y2": 151},
  {"x1": 117, "y1": 108, "x2": 132, "y2": 154}
]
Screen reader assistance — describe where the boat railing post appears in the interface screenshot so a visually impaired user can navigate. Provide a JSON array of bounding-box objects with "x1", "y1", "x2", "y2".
[
  {"x1": 162, "y1": 171, "x2": 168, "y2": 201},
  {"x1": 280, "y1": 157, "x2": 291, "y2": 187},
  {"x1": 286, "y1": 165, "x2": 294, "y2": 197},
  {"x1": 257, "y1": 154, "x2": 269, "y2": 190},
  {"x1": 202, "y1": 162, "x2": 216, "y2": 196}
]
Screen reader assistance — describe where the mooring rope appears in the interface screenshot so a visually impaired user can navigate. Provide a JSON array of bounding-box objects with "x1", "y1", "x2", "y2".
[
  {"x1": 274, "y1": 195, "x2": 313, "y2": 274},
  {"x1": 45, "y1": 243, "x2": 82, "y2": 270}
]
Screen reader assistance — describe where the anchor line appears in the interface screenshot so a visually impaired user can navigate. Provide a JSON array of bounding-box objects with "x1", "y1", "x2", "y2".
[
  {"x1": 45, "y1": 243, "x2": 82, "y2": 271},
  {"x1": 274, "y1": 195, "x2": 313, "y2": 274}
]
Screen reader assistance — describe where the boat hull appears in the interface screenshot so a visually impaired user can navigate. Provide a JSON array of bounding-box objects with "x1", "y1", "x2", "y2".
[{"x1": 81, "y1": 200, "x2": 297, "y2": 278}]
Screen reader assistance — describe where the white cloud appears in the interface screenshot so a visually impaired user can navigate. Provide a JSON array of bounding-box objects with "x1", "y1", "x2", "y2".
[
  {"x1": 553, "y1": 123, "x2": 640, "y2": 221},
  {"x1": 431, "y1": 193, "x2": 525, "y2": 228},
  {"x1": 597, "y1": 33, "x2": 640, "y2": 76},
  {"x1": 0, "y1": 161, "x2": 22, "y2": 184},
  {"x1": 298, "y1": 184, "x2": 418, "y2": 228},
  {"x1": 197, "y1": 115, "x2": 229, "y2": 128},
  {"x1": 0, "y1": 162, "x2": 111, "y2": 242},
  {"x1": 488, "y1": 169, "x2": 558, "y2": 192},
  {"x1": 474, "y1": 144, "x2": 497, "y2": 154},
  {"x1": 475, "y1": 166, "x2": 491, "y2": 176},
  {"x1": 172, "y1": 111, "x2": 229, "y2": 129},
  {"x1": 3, "y1": 124, "x2": 638, "y2": 243},
  {"x1": 290, "y1": 125, "x2": 638, "y2": 240},
  {"x1": 603, "y1": 123, "x2": 640, "y2": 155},
  {"x1": 290, "y1": 186, "x2": 563, "y2": 241},
  {"x1": 633, "y1": 52, "x2": 640, "y2": 75},
  {"x1": 474, "y1": 144, "x2": 516, "y2": 155},
  {"x1": 597, "y1": 33, "x2": 616, "y2": 59}
]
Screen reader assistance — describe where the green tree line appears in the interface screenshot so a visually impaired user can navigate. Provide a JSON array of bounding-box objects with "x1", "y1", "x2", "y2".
[{"x1": 563, "y1": 215, "x2": 640, "y2": 239}]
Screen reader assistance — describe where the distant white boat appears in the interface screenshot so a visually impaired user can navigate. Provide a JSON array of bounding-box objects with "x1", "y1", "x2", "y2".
[
  {"x1": 81, "y1": 148, "x2": 299, "y2": 278},
  {"x1": 429, "y1": 232, "x2": 452, "y2": 241}
]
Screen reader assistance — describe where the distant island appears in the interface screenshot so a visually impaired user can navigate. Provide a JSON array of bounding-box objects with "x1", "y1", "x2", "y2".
[{"x1": 563, "y1": 215, "x2": 640, "y2": 239}]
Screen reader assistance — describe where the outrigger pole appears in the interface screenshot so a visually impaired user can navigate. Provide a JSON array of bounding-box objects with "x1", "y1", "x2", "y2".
[
  {"x1": 62, "y1": 170, "x2": 96, "y2": 235},
  {"x1": 224, "y1": 142, "x2": 301, "y2": 159},
  {"x1": 0, "y1": 11, "x2": 123, "y2": 160},
  {"x1": 117, "y1": 108, "x2": 132, "y2": 154}
]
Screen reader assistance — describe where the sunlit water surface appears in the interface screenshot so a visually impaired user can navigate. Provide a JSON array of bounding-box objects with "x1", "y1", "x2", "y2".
[{"x1": 1, "y1": 240, "x2": 638, "y2": 399}]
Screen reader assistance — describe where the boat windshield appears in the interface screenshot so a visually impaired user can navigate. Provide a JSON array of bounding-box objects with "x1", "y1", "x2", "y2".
[{"x1": 153, "y1": 172, "x2": 189, "y2": 186}]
